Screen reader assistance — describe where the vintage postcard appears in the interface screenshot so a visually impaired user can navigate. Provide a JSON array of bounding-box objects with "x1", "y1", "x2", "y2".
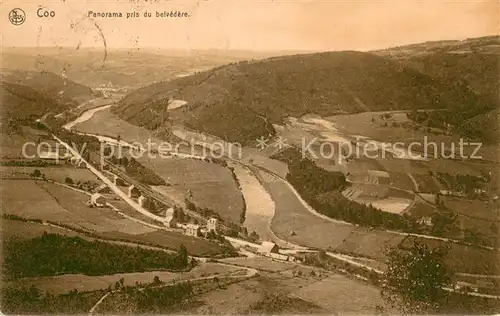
[{"x1": 0, "y1": 0, "x2": 499, "y2": 314}]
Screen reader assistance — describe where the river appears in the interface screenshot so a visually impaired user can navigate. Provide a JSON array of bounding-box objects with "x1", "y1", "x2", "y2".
[
  {"x1": 63, "y1": 104, "x2": 113, "y2": 130},
  {"x1": 230, "y1": 162, "x2": 276, "y2": 241}
]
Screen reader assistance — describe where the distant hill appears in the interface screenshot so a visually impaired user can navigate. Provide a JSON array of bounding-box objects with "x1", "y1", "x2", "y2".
[
  {"x1": 2, "y1": 48, "x2": 276, "y2": 90},
  {"x1": 114, "y1": 50, "x2": 489, "y2": 144},
  {"x1": 1, "y1": 82, "x2": 63, "y2": 119},
  {"x1": 375, "y1": 36, "x2": 499, "y2": 143},
  {"x1": 2, "y1": 69, "x2": 101, "y2": 106},
  {"x1": 375, "y1": 36, "x2": 499, "y2": 105},
  {"x1": 0, "y1": 70, "x2": 101, "y2": 132}
]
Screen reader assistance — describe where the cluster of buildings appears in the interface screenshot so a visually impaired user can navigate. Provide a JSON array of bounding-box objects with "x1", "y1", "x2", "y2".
[{"x1": 182, "y1": 217, "x2": 220, "y2": 237}]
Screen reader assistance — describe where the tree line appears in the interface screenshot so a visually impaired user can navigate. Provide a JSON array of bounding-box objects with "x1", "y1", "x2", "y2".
[{"x1": 3, "y1": 233, "x2": 191, "y2": 278}]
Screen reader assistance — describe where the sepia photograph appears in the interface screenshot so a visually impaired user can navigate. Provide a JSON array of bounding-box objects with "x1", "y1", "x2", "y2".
[{"x1": 0, "y1": 0, "x2": 499, "y2": 314}]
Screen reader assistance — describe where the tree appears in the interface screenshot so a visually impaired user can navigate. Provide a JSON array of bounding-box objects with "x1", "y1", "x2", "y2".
[
  {"x1": 153, "y1": 275, "x2": 161, "y2": 285},
  {"x1": 30, "y1": 169, "x2": 42, "y2": 178},
  {"x1": 176, "y1": 244, "x2": 188, "y2": 267},
  {"x1": 65, "y1": 177, "x2": 73, "y2": 185},
  {"x1": 382, "y1": 241, "x2": 453, "y2": 313}
]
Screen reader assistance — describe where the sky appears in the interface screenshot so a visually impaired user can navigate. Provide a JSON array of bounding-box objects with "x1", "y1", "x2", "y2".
[{"x1": 1, "y1": 0, "x2": 498, "y2": 52}]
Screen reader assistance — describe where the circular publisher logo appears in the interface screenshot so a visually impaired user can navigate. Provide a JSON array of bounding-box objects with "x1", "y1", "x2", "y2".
[{"x1": 9, "y1": 8, "x2": 26, "y2": 26}]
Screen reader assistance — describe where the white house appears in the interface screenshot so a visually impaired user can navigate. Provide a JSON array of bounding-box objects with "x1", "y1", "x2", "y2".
[
  {"x1": 185, "y1": 224, "x2": 201, "y2": 237},
  {"x1": 417, "y1": 216, "x2": 433, "y2": 227},
  {"x1": 258, "y1": 241, "x2": 280, "y2": 254},
  {"x1": 207, "y1": 217, "x2": 220, "y2": 233}
]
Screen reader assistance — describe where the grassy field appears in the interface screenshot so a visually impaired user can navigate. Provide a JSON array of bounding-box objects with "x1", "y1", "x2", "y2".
[
  {"x1": 401, "y1": 236, "x2": 500, "y2": 275},
  {"x1": 327, "y1": 112, "x2": 499, "y2": 162},
  {"x1": 406, "y1": 199, "x2": 438, "y2": 218},
  {"x1": 101, "y1": 230, "x2": 223, "y2": 257},
  {"x1": 2, "y1": 219, "x2": 81, "y2": 241},
  {"x1": 335, "y1": 230, "x2": 404, "y2": 261},
  {"x1": 74, "y1": 109, "x2": 245, "y2": 224},
  {"x1": 257, "y1": 170, "x2": 355, "y2": 250},
  {"x1": 456, "y1": 215, "x2": 499, "y2": 243},
  {"x1": 1, "y1": 180, "x2": 153, "y2": 234},
  {"x1": 412, "y1": 173, "x2": 441, "y2": 193},
  {"x1": 343, "y1": 183, "x2": 414, "y2": 214},
  {"x1": 138, "y1": 156, "x2": 244, "y2": 224},
  {"x1": 220, "y1": 257, "x2": 298, "y2": 273},
  {"x1": 443, "y1": 197, "x2": 499, "y2": 221},
  {"x1": 388, "y1": 172, "x2": 416, "y2": 191},
  {"x1": 292, "y1": 274, "x2": 386, "y2": 314},
  {"x1": 5, "y1": 262, "x2": 243, "y2": 296},
  {"x1": 71, "y1": 107, "x2": 162, "y2": 143},
  {"x1": 192, "y1": 256, "x2": 389, "y2": 314},
  {"x1": 255, "y1": 169, "x2": 404, "y2": 259},
  {"x1": 0, "y1": 133, "x2": 33, "y2": 159},
  {"x1": 0, "y1": 166, "x2": 99, "y2": 184},
  {"x1": 0, "y1": 179, "x2": 224, "y2": 256}
]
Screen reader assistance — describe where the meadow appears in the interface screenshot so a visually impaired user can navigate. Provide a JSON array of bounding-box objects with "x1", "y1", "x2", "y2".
[
  {"x1": 0, "y1": 166, "x2": 99, "y2": 184},
  {"x1": 401, "y1": 236, "x2": 500, "y2": 275},
  {"x1": 255, "y1": 169, "x2": 405, "y2": 260},
  {"x1": 1, "y1": 179, "x2": 224, "y2": 256},
  {"x1": 137, "y1": 156, "x2": 244, "y2": 225},
  {"x1": 5, "y1": 262, "x2": 243, "y2": 296}
]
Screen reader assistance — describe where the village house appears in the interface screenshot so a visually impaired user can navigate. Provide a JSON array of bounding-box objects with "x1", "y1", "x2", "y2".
[
  {"x1": 258, "y1": 241, "x2": 280, "y2": 254},
  {"x1": 185, "y1": 224, "x2": 201, "y2": 237},
  {"x1": 207, "y1": 217, "x2": 220, "y2": 233},
  {"x1": 258, "y1": 241, "x2": 289, "y2": 261},
  {"x1": 417, "y1": 216, "x2": 433, "y2": 227},
  {"x1": 439, "y1": 189, "x2": 465, "y2": 197}
]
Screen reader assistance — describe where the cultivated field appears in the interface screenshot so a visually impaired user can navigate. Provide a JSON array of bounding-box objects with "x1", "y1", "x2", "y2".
[
  {"x1": 0, "y1": 179, "x2": 224, "y2": 256},
  {"x1": 343, "y1": 183, "x2": 414, "y2": 214},
  {"x1": 137, "y1": 156, "x2": 244, "y2": 224},
  {"x1": 1, "y1": 180, "x2": 154, "y2": 234}
]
